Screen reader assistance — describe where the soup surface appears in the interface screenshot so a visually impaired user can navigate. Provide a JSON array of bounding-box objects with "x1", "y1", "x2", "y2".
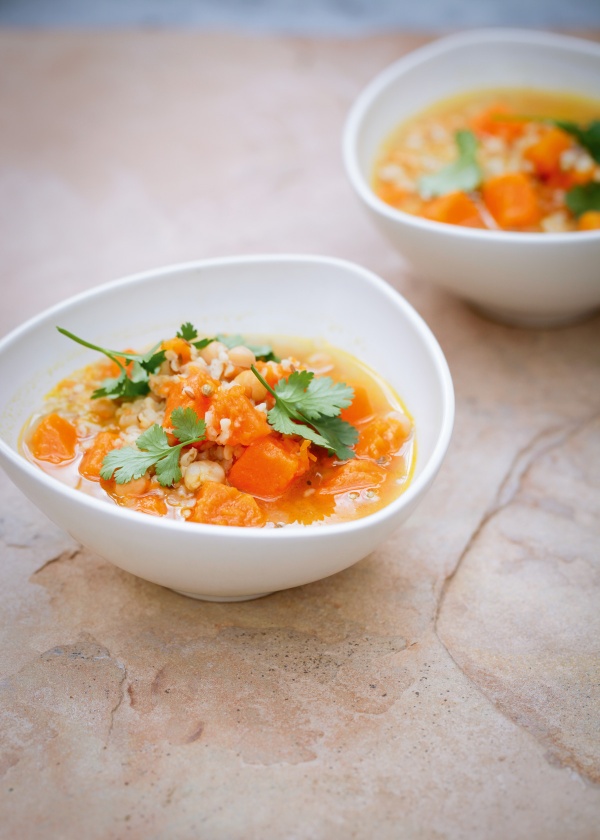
[
  {"x1": 21, "y1": 327, "x2": 415, "y2": 528},
  {"x1": 373, "y1": 88, "x2": 600, "y2": 233}
]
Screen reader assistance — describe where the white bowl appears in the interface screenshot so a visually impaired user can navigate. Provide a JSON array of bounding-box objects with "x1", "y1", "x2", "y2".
[
  {"x1": 0, "y1": 256, "x2": 454, "y2": 601},
  {"x1": 343, "y1": 29, "x2": 600, "y2": 327}
]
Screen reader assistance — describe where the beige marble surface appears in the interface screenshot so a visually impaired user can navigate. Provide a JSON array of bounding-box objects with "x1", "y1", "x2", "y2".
[{"x1": 1, "y1": 31, "x2": 599, "y2": 839}]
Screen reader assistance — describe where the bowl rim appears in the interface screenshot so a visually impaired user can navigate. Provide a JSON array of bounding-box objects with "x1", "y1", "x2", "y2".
[
  {"x1": 0, "y1": 253, "x2": 455, "y2": 541},
  {"x1": 343, "y1": 28, "x2": 600, "y2": 244}
]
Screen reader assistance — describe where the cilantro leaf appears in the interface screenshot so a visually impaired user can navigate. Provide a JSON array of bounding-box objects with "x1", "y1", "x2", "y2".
[
  {"x1": 138, "y1": 348, "x2": 167, "y2": 374},
  {"x1": 154, "y1": 448, "x2": 185, "y2": 488},
  {"x1": 299, "y1": 376, "x2": 354, "y2": 419},
  {"x1": 100, "y1": 446, "x2": 160, "y2": 485},
  {"x1": 177, "y1": 322, "x2": 198, "y2": 341},
  {"x1": 193, "y1": 337, "x2": 215, "y2": 350},
  {"x1": 418, "y1": 130, "x2": 482, "y2": 199},
  {"x1": 310, "y1": 416, "x2": 359, "y2": 462},
  {"x1": 100, "y1": 409, "x2": 206, "y2": 487},
  {"x1": 92, "y1": 371, "x2": 149, "y2": 400},
  {"x1": 272, "y1": 370, "x2": 314, "y2": 405},
  {"x1": 57, "y1": 328, "x2": 165, "y2": 402},
  {"x1": 170, "y1": 406, "x2": 206, "y2": 443},
  {"x1": 250, "y1": 366, "x2": 358, "y2": 460},
  {"x1": 565, "y1": 182, "x2": 600, "y2": 218},
  {"x1": 553, "y1": 119, "x2": 600, "y2": 164}
]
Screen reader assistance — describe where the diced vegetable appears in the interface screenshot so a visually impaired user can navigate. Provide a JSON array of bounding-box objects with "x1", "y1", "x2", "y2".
[
  {"x1": 79, "y1": 430, "x2": 121, "y2": 480},
  {"x1": 578, "y1": 210, "x2": 600, "y2": 230},
  {"x1": 228, "y1": 435, "x2": 310, "y2": 498},
  {"x1": 340, "y1": 385, "x2": 373, "y2": 424},
  {"x1": 482, "y1": 172, "x2": 541, "y2": 229},
  {"x1": 376, "y1": 180, "x2": 407, "y2": 206},
  {"x1": 161, "y1": 337, "x2": 192, "y2": 364},
  {"x1": 189, "y1": 481, "x2": 266, "y2": 527},
  {"x1": 318, "y1": 460, "x2": 388, "y2": 495},
  {"x1": 355, "y1": 415, "x2": 411, "y2": 461},
  {"x1": 423, "y1": 191, "x2": 485, "y2": 228},
  {"x1": 30, "y1": 414, "x2": 77, "y2": 464},
  {"x1": 207, "y1": 385, "x2": 271, "y2": 446},
  {"x1": 162, "y1": 369, "x2": 217, "y2": 429},
  {"x1": 524, "y1": 127, "x2": 572, "y2": 178},
  {"x1": 470, "y1": 103, "x2": 527, "y2": 141}
]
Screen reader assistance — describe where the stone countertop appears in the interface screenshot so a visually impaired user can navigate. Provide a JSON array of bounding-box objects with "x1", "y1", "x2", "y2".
[{"x1": 1, "y1": 31, "x2": 599, "y2": 840}]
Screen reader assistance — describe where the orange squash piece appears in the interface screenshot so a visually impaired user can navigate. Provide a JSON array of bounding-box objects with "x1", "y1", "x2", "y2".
[
  {"x1": 376, "y1": 180, "x2": 407, "y2": 207},
  {"x1": 318, "y1": 460, "x2": 387, "y2": 495},
  {"x1": 578, "y1": 210, "x2": 600, "y2": 231},
  {"x1": 161, "y1": 336, "x2": 192, "y2": 365},
  {"x1": 482, "y1": 172, "x2": 542, "y2": 229},
  {"x1": 189, "y1": 481, "x2": 266, "y2": 527},
  {"x1": 470, "y1": 104, "x2": 526, "y2": 141},
  {"x1": 162, "y1": 369, "x2": 218, "y2": 429},
  {"x1": 355, "y1": 415, "x2": 411, "y2": 461},
  {"x1": 207, "y1": 385, "x2": 270, "y2": 446},
  {"x1": 423, "y1": 191, "x2": 485, "y2": 228},
  {"x1": 340, "y1": 385, "x2": 373, "y2": 424},
  {"x1": 123, "y1": 494, "x2": 168, "y2": 517},
  {"x1": 228, "y1": 435, "x2": 310, "y2": 498},
  {"x1": 79, "y1": 430, "x2": 121, "y2": 480},
  {"x1": 524, "y1": 127, "x2": 572, "y2": 178},
  {"x1": 30, "y1": 414, "x2": 77, "y2": 464}
]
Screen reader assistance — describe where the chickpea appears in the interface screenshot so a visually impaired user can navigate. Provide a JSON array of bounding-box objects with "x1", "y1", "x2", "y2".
[
  {"x1": 232, "y1": 369, "x2": 268, "y2": 403},
  {"x1": 112, "y1": 475, "x2": 150, "y2": 496},
  {"x1": 227, "y1": 344, "x2": 256, "y2": 369},
  {"x1": 200, "y1": 341, "x2": 227, "y2": 364},
  {"x1": 183, "y1": 460, "x2": 225, "y2": 492},
  {"x1": 90, "y1": 398, "x2": 116, "y2": 421}
]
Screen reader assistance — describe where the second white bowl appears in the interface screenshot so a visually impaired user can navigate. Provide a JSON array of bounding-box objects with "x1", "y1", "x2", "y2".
[{"x1": 343, "y1": 30, "x2": 600, "y2": 327}]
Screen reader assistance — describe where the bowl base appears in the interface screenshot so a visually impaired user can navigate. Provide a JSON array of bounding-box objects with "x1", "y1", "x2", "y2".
[
  {"x1": 172, "y1": 589, "x2": 272, "y2": 602},
  {"x1": 472, "y1": 302, "x2": 599, "y2": 329}
]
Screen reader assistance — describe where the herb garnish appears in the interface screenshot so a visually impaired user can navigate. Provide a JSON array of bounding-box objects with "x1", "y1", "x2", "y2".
[
  {"x1": 176, "y1": 321, "x2": 214, "y2": 350},
  {"x1": 250, "y1": 366, "x2": 358, "y2": 460},
  {"x1": 178, "y1": 322, "x2": 278, "y2": 360},
  {"x1": 492, "y1": 115, "x2": 600, "y2": 164},
  {"x1": 565, "y1": 182, "x2": 600, "y2": 218},
  {"x1": 418, "y1": 130, "x2": 482, "y2": 199},
  {"x1": 548, "y1": 119, "x2": 600, "y2": 164},
  {"x1": 100, "y1": 407, "x2": 206, "y2": 486},
  {"x1": 57, "y1": 327, "x2": 166, "y2": 400}
]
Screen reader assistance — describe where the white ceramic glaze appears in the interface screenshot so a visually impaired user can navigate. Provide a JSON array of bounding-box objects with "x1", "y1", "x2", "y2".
[
  {"x1": 0, "y1": 256, "x2": 454, "y2": 600},
  {"x1": 343, "y1": 30, "x2": 600, "y2": 327}
]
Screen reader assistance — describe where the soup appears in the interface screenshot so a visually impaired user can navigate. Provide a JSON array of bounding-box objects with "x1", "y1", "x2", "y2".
[
  {"x1": 373, "y1": 88, "x2": 600, "y2": 233},
  {"x1": 21, "y1": 325, "x2": 416, "y2": 528}
]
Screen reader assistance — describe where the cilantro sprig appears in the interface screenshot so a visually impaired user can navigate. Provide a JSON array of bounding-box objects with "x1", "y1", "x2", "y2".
[
  {"x1": 177, "y1": 322, "x2": 278, "y2": 360},
  {"x1": 100, "y1": 407, "x2": 206, "y2": 486},
  {"x1": 250, "y1": 366, "x2": 358, "y2": 460},
  {"x1": 418, "y1": 130, "x2": 482, "y2": 199},
  {"x1": 552, "y1": 119, "x2": 600, "y2": 164},
  {"x1": 565, "y1": 182, "x2": 600, "y2": 218},
  {"x1": 57, "y1": 327, "x2": 166, "y2": 401},
  {"x1": 176, "y1": 322, "x2": 214, "y2": 350}
]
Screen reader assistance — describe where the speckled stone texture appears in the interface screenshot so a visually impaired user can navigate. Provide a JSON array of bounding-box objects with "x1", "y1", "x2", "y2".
[{"x1": 0, "y1": 32, "x2": 599, "y2": 840}]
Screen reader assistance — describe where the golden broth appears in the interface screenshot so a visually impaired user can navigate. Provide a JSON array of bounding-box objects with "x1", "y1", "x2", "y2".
[
  {"x1": 21, "y1": 336, "x2": 416, "y2": 528},
  {"x1": 374, "y1": 87, "x2": 600, "y2": 233}
]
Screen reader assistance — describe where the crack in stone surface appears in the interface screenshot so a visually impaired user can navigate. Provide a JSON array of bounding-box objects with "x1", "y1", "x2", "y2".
[
  {"x1": 106, "y1": 661, "x2": 128, "y2": 745},
  {"x1": 434, "y1": 412, "x2": 599, "y2": 626},
  {"x1": 433, "y1": 411, "x2": 600, "y2": 783},
  {"x1": 31, "y1": 548, "x2": 83, "y2": 576}
]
